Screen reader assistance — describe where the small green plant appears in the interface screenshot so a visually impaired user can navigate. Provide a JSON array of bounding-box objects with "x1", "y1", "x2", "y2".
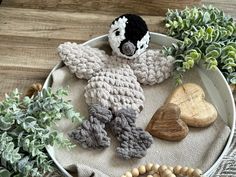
[
  {"x1": 163, "y1": 5, "x2": 236, "y2": 84},
  {"x1": 0, "y1": 88, "x2": 83, "y2": 177}
]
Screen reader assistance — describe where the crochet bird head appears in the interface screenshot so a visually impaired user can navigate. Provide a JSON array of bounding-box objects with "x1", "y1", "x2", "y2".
[{"x1": 108, "y1": 14, "x2": 150, "y2": 60}]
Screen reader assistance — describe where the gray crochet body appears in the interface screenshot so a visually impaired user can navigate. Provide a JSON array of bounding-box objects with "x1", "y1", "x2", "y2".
[{"x1": 58, "y1": 42, "x2": 174, "y2": 159}]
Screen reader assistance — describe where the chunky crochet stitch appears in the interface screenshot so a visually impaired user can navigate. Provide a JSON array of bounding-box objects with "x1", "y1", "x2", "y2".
[
  {"x1": 70, "y1": 104, "x2": 113, "y2": 148},
  {"x1": 110, "y1": 108, "x2": 153, "y2": 159},
  {"x1": 85, "y1": 61, "x2": 145, "y2": 113},
  {"x1": 58, "y1": 42, "x2": 174, "y2": 159},
  {"x1": 59, "y1": 42, "x2": 174, "y2": 112}
]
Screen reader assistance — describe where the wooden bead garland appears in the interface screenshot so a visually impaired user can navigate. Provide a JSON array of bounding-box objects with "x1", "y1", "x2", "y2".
[{"x1": 120, "y1": 163, "x2": 204, "y2": 177}]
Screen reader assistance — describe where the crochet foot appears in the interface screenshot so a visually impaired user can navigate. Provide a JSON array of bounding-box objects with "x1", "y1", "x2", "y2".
[
  {"x1": 111, "y1": 109, "x2": 153, "y2": 159},
  {"x1": 69, "y1": 104, "x2": 113, "y2": 149},
  {"x1": 116, "y1": 127, "x2": 153, "y2": 159}
]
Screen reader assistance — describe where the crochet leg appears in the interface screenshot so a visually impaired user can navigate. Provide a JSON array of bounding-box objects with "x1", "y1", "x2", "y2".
[
  {"x1": 69, "y1": 104, "x2": 113, "y2": 149},
  {"x1": 110, "y1": 109, "x2": 153, "y2": 159}
]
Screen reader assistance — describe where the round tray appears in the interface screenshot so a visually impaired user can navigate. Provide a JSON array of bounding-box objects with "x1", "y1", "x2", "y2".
[{"x1": 44, "y1": 32, "x2": 235, "y2": 177}]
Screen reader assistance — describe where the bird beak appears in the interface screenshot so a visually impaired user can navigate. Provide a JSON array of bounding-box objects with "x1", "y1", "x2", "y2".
[{"x1": 121, "y1": 41, "x2": 136, "y2": 56}]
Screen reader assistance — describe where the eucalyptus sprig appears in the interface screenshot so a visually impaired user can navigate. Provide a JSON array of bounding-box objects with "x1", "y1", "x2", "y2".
[
  {"x1": 164, "y1": 5, "x2": 236, "y2": 84},
  {"x1": 0, "y1": 88, "x2": 83, "y2": 177}
]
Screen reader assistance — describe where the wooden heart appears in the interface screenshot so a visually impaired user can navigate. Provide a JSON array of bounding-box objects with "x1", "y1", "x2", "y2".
[
  {"x1": 146, "y1": 103, "x2": 189, "y2": 141},
  {"x1": 166, "y1": 83, "x2": 217, "y2": 127}
]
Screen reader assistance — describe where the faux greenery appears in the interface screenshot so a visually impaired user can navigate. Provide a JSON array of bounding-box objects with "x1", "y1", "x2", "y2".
[
  {"x1": 163, "y1": 5, "x2": 236, "y2": 84},
  {"x1": 0, "y1": 88, "x2": 83, "y2": 177}
]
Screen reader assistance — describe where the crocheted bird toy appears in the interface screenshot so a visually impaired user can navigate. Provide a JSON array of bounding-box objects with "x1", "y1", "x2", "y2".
[{"x1": 58, "y1": 14, "x2": 175, "y2": 159}]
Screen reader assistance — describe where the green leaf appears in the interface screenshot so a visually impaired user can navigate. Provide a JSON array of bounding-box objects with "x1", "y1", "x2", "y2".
[
  {"x1": 230, "y1": 77, "x2": 236, "y2": 84},
  {"x1": 206, "y1": 50, "x2": 220, "y2": 58},
  {"x1": 0, "y1": 167, "x2": 12, "y2": 177},
  {"x1": 164, "y1": 5, "x2": 236, "y2": 84},
  {"x1": 203, "y1": 11, "x2": 211, "y2": 23},
  {"x1": 0, "y1": 87, "x2": 83, "y2": 176}
]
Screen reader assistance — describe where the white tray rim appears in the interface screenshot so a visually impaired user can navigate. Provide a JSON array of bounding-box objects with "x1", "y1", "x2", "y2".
[{"x1": 44, "y1": 32, "x2": 236, "y2": 177}]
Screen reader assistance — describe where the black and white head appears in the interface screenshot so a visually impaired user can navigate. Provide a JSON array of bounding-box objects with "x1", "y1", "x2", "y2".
[{"x1": 108, "y1": 14, "x2": 150, "y2": 59}]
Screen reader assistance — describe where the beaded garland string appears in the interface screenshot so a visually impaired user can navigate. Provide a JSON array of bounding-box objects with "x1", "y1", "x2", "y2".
[{"x1": 120, "y1": 163, "x2": 204, "y2": 177}]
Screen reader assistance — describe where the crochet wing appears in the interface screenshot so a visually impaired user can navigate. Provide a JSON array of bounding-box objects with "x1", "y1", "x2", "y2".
[
  {"x1": 130, "y1": 49, "x2": 175, "y2": 85},
  {"x1": 58, "y1": 42, "x2": 108, "y2": 80}
]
